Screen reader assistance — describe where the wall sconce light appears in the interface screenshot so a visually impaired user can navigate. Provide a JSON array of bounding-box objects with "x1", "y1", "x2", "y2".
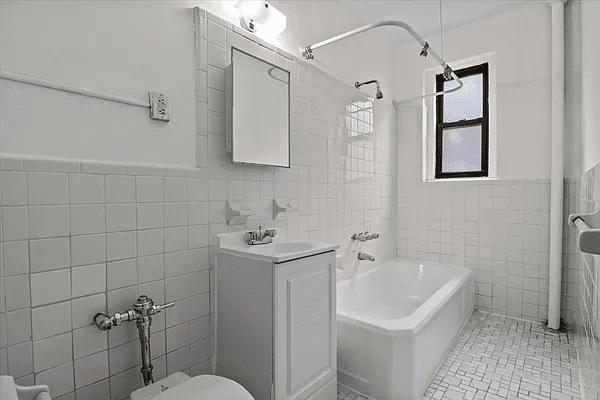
[{"x1": 230, "y1": 1, "x2": 287, "y2": 36}]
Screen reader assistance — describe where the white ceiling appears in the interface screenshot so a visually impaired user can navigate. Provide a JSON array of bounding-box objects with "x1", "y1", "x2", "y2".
[{"x1": 341, "y1": 0, "x2": 542, "y2": 46}]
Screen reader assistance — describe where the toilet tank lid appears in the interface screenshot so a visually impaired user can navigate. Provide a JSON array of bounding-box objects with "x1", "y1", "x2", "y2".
[{"x1": 132, "y1": 374, "x2": 254, "y2": 400}]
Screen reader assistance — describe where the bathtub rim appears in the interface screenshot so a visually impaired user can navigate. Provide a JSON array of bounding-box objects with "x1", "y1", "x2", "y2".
[{"x1": 336, "y1": 258, "x2": 474, "y2": 337}]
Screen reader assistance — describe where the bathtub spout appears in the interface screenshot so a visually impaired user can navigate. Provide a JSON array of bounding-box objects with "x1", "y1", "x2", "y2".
[{"x1": 358, "y1": 252, "x2": 375, "y2": 262}]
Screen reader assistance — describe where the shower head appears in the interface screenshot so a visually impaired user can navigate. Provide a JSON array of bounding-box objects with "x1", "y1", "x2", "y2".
[{"x1": 355, "y1": 79, "x2": 383, "y2": 100}]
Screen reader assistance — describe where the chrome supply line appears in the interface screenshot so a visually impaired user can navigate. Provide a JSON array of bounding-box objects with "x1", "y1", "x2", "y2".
[{"x1": 301, "y1": 20, "x2": 464, "y2": 106}]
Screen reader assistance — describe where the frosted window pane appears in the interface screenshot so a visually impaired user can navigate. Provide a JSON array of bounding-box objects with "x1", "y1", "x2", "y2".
[
  {"x1": 443, "y1": 74, "x2": 483, "y2": 122},
  {"x1": 442, "y1": 125, "x2": 482, "y2": 173}
]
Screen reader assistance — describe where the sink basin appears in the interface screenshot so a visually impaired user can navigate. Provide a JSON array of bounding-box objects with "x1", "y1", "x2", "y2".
[
  {"x1": 251, "y1": 242, "x2": 316, "y2": 255},
  {"x1": 216, "y1": 231, "x2": 339, "y2": 263}
]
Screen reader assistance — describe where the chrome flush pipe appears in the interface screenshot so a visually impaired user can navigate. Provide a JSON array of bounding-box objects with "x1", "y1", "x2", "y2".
[
  {"x1": 301, "y1": 20, "x2": 464, "y2": 103},
  {"x1": 94, "y1": 295, "x2": 175, "y2": 386}
]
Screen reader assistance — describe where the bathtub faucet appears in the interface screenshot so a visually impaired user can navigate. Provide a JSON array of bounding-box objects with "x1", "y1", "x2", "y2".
[{"x1": 358, "y1": 252, "x2": 375, "y2": 262}]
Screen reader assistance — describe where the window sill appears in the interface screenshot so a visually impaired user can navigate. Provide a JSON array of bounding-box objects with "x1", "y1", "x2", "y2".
[{"x1": 424, "y1": 177, "x2": 498, "y2": 183}]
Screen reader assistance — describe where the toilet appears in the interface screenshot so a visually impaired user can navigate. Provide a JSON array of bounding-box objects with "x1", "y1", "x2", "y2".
[{"x1": 129, "y1": 372, "x2": 255, "y2": 400}]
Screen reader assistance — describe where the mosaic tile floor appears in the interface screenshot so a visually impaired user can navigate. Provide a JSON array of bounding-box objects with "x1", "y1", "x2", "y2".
[{"x1": 338, "y1": 310, "x2": 582, "y2": 400}]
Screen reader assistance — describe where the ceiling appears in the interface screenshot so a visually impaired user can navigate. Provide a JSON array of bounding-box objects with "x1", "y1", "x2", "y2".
[{"x1": 341, "y1": 0, "x2": 542, "y2": 46}]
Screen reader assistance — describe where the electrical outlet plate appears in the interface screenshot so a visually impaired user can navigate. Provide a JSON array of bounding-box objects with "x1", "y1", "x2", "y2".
[{"x1": 149, "y1": 91, "x2": 170, "y2": 122}]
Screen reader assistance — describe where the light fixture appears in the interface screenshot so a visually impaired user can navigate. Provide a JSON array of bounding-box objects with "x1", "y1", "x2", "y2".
[{"x1": 230, "y1": 1, "x2": 287, "y2": 36}]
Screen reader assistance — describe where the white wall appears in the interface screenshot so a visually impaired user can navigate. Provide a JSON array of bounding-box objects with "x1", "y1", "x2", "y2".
[
  {"x1": 394, "y1": 2, "x2": 552, "y2": 180},
  {"x1": 1, "y1": 0, "x2": 198, "y2": 165},
  {"x1": 581, "y1": 0, "x2": 600, "y2": 172}
]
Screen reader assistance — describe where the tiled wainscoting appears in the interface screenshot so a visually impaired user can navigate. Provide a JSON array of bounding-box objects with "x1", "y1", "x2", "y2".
[
  {"x1": 396, "y1": 173, "x2": 554, "y2": 323},
  {"x1": 573, "y1": 162, "x2": 600, "y2": 400},
  {"x1": 395, "y1": 109, "x2": 580, "y2": 326},
  {"x1": 0, "y1": 155, "x2": 214, "y2": 400}
]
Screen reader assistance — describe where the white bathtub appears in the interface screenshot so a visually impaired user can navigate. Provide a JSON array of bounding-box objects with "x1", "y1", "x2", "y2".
[{"x1": 336, "y1": 259, "x2": 474, "y2": 400}]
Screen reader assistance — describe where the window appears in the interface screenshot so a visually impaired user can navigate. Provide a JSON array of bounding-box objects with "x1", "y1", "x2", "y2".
[
  {"x1": 345, "y1": 99, "x2": 374, "y2": 138},
  {"x1": 422, "y1": 52, "x2": 496, "y2": 182},
  {"x1": 435, "y1": 63, "x2": 489, "y2": 178}
]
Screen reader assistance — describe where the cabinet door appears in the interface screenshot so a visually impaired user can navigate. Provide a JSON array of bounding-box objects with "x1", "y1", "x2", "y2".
[{"x1": 274, "y1": 252, "x2": 336, "y2": 400}]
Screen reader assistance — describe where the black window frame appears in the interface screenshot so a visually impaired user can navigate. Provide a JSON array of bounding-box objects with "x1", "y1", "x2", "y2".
[{"x1": 435, "y1": 62, "x2": 489, "y2": 179}]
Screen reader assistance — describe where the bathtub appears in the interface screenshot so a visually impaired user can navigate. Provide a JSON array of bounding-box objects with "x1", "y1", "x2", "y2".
[{"x1": 336, "y1": 259, "x2": 474, "y2": 400}]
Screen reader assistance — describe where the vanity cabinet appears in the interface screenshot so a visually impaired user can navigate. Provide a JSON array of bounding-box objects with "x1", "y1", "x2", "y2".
[{"x1": 215, "y1": 250, "x2": 337, "y2": 400}]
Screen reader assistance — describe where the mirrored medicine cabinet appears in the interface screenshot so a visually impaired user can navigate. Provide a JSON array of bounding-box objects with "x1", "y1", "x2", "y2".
[{"x1": 226, "y1": 47, "x2": 291, "y2": 168}]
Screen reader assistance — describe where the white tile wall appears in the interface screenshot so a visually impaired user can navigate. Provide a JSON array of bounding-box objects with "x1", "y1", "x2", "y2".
[
  {"x1": 0, "y1": 157, "x2": 213, "y2": 399},
  {"x1": 572, "y1": 162, "x2": 600, "y2": 400}
]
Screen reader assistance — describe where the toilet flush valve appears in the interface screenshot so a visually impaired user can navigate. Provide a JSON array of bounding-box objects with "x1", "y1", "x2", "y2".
[{"x1": 94, "y1": 295, "x2": 175, "y2": 386}]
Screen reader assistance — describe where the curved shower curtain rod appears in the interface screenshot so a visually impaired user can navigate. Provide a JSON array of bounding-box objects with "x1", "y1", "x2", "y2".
[{"x1": 301, "y1": 20, "x2": 464, "y2": 106}]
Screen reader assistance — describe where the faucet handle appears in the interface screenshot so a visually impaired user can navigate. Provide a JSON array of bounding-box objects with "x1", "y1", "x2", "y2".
[
  {"x1": 264, "y1": 229, "x2": 277, "y2": 237},
  {"x1": 150, "y1": 301, "x2": 175, "y2": 315}
]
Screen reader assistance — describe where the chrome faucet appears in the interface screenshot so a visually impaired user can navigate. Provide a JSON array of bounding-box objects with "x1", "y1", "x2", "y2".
[
  {"x1": 246, "y1": 225, "x2": 277, "y2": 245},
  {"x1": 94, "y1": 295, "x2": 174, "y2": 386},
  {"x1": 358, "y1": 252, "x2": 375, "y2": 262},
  {"x1": 351, "y1": 231, "x2": 380, "y2": 242}
]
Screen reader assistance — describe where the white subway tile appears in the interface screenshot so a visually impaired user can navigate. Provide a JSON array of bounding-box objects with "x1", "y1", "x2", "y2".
[
  {"x1": 34, "y1": 361, "x2": 74, "y2": 398},
  {"x1": 105, "y1": 204, "x2": 136, "y2": 232},
  {"x1": 188, "y1": 225, "x2": 209, "y2": 249},
  {"x1": 73, "y1": 324, "x2": 107, "y2": 360},
  {"x1": 69, "y1": 174, "x2": 105, "y2": 204},
  {"x1": 23, "y1": 156, "x2": 80, "y2": 173},
  {"x1": 71, "y1": 234, "x2": 106, "y2": 267},
  {"x1": 137, "y1": 203, "x2": 164, "y2": 230},
  {"x1": 1, "y1": 171, "x2": 27, "y2": 206},
  {"x1": 137, "y1": 229, "x2": 164, "y2": 257},
  {"x1": 74, "y1": 350, "x2": 109, "y2": 389},
  {"x1": 0, "y1": 154, "x2": 24, "y2": 170},
  {"x1": 109, "y1": 340, "x2": 139, "y2": 375},
  {"x1": 3, "y1": 240, "x2": 29, "y2": 276},
  {"x1": 32, "y1": 301, "x2": 71, "y2": 340},
  {"x1": 7, "y1": 341, "x2": 33, "y2": 378},
  {"x1": 28, "y1": 205, "x2": 69, "y2": 239},
  {"x1": 164, "y1": 178, "x2": 187, "y2": 202},
  {"x1": 165, "y1": 202, "x2": 188, "y2": 227},
  {"x1": 166, "y1": 346, "x2": 190, "y2": 375},
  {"x1": 30, "y1": 269, "x2": 71, "y2": 307},
  {"x1": 106, "y1": 286, "x2": 137, "y2": 316},
  {"x1": 136, "y1": 176, "x2": 163, "y2": 202},
  {"x1": 27, "y1": 172, "x2": 69, "y2": 205},
  {"x1": 71, "y1": 293, "x2": 105, "y2": 330},
  {"x1": 166, "y1": 322, "x2": 190, "y2": 353},
  {"x1": 187, "y1": 202, "x2": 209, "y2": 225},
  {"x1": 29, "y1": 237, "x2": 70, "y2": 273},
  {"x1": 75, "y1": 378, "x2": 110, "y2": 400},
  {"x1": 4, "y1": 275, "x2": 30, "y2": 311},
  {"x1": 33, "y1": 332, "x2": 72, "y2": 372},
  {"x1": 71, "y1": 263, "x2": 106, "y2": 298},
  {"x1": 69, "y1": 204, "x2": 105, "y2": 236},
  {"x1": 137, "y1": 255, "x2": 164, "y2": 284},
  {"x1": 2, "y1": 206, "x2": 28, "y2": 241},
  {"x1": 106, "y1": 231, "x2": 137, "y2": 261},
  {"x1": 165, "y1": 251, "x2": 188, "y2": 278},
  {"x1": 5, "y1": 309, "x2": 31, "y2": 346},
  {"x1": 109, "y1": 364, "x2": 139, "y2": 400},
  {"x1": 105, "y1": 175, "x2": 136, "y2": 203},
  {"x1": 165, "y1": 227, "x2": 187, "y2": 253},
  {"x1": 106, "y1": 259, "x2": 137, "y2": 291}
]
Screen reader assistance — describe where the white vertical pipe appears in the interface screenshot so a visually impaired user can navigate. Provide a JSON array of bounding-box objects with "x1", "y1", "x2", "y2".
[{"x1": 548, "y1": 0, "x2": 567, "y2": 330}]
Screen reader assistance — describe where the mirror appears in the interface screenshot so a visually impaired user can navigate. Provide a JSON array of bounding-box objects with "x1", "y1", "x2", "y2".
[{"x1": 226, "y1": 47, "x2": 290, "y2": 168}]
